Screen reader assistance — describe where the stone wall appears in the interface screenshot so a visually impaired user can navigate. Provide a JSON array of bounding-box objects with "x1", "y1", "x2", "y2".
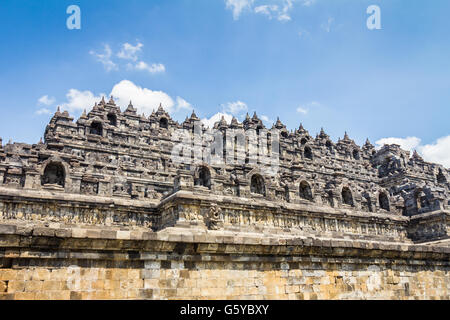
[
  {"x1": 0, "y1": 99, "x2": 449, "y2": 300},
  {"x1": 0, "y1": 222, "x2": 448, "y2": 300}
]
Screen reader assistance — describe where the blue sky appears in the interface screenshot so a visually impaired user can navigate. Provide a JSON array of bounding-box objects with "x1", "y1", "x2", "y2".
[{"x1": 0, "y1": 0, "x2": 449, "y2": 166}]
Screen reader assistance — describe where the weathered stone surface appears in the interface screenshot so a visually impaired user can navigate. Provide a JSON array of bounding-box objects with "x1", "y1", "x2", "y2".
[{"x1": 0, "y1": 100, "x2": 448, "y2": 300}]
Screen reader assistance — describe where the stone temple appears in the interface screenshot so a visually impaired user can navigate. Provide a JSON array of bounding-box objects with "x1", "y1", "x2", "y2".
[{"x1": 0, "y1": 96, "x2": 448, "y2": 300}]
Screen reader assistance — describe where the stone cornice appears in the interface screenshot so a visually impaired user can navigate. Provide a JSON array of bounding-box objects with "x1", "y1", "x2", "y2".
[{"x1": 0, "y1": 222, "x2": 448, "y2": 263}]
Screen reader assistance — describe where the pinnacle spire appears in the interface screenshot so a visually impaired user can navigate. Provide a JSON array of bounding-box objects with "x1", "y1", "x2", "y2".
[
  {"x1": 190, "y1": 110, "x2": 199, "y2": 120},
  {"x1": 344, "y1": 131, "x2": 350, "y2": 141},
  {"x1": 412, "y1": 150, "x2": 423, "y2": 161}
]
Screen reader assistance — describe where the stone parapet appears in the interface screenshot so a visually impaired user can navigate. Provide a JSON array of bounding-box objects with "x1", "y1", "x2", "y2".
[{"x1": 0, "y1": 221, "x2": 448, "y2": 300}]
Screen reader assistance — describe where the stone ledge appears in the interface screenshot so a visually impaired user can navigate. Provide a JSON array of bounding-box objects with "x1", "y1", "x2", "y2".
[
  {"x1": 0, "y1": 187, "x2": 159, "y2": 209},
  {"x1": 0, "y1": 222, "x2": 449, "y2": 261},
  {"x1": 160, "y1": 190, "x2": 410, "y2": 223}
]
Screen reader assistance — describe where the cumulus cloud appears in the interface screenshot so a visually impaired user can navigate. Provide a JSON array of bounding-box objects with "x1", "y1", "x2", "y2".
[
  {"x1": 375, "y1": 136, "x2": 450, "y2": 168},
  {"x1": 110, "y1": 80, "x2": 175, "y2": 114},
  {"x1": 175, "y1": 97, "x2": 193, "y2": 111},
  {"x1": 89, "y1": 44, "x2": 118, "y2": 72},
  {"x1": 50, "y1": 80, "x2": 191, "y2": 119},
  {"x1": 134, "y1": 61, "x2": 166, "y2": 74},
  {"x1": 419, "y1": 136, "x2": 450, "y2": 168},
  {"x1": 90, "y1": 42, "x2": 165, "y2": 75},
  {"x1": 38, "y1": 95, "x2": 55, "y2": 106},
  {"x1": 117, "y1": 42, "x2": 143, "y2": 61},
  {"x1": 225, "y1": 0, "x2": 254, "y2": 20},
  {"x1": 375, "y1": 137, "x2": 421, "y2": 152},
  {"x1": 222, "y1": 101, "x2": 248, "y2": 115},
  {"x1": 61, "y1": 89, "x2": 107, "y2": 113}
]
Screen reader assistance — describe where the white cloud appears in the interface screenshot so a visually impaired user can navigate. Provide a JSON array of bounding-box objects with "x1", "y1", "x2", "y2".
[
  {"x1": 321, "y1": 17, "x2": 334, "y2": 33},
  {"x1": 296, "y1": 101, "x2": 320, "y2": 114},
  {"x1": 134, "y1": 61, "x2": 166, "y2": 74},
  {"x1": 225, "y1": 0, "x2": 254, "y2": 20},
  {"x1": 296, "y1": 107, "x2": 308, "y2": 114},
  {"x1": 175, "y1": 97, "x2": 192, "y2": 111},
  {"x1": 201, "y1": 112, "x2": 233, "y2": 128},
  {"x1": 222, "y1": 101, "x2": 248, "y2": 115},
  {"x1": 254, "y1": 5, "x2": 279, "y2": 19},
  {"x1": 89, "y1": 44, "x2": 118, "y2": 71},
  {"x1": 278, "y1": 0, "x2": 294, "y2": 21},
  {"x1": 375, "y1": 136, "x2": 450, "y2": 168},
  {"x1": 90, "y1": 42, "x2": 165, "y2": 74},
  {"x1": 38, "y1": 95, "x2": 55, "y2": 106},
  {"x1": 35, "y1": 108, "x2": 52, "y2": 115},
  {"x1": 61, "y1": 89, "x2": 106, "y2": 113},
  {"x1": 227, "y1": 0, "x2": 315, "y2": 21},
  {"x1": 110, "y1": 80, "x2": 175, "y2": 115},
  {"x1": 53, "y1": 80, "x2": 191, "y2": 118},
  {"x1": 254, "y1": 1, "x2": 292, "y2": 22},
  {"x1": 260, "y1": 115, "x2": 273, "y2": 124},
  {"x1": 117, "y1": 42, "x2": 143, "y2": 61},
  {"x1": 375, "y1": 137, "x2": 421, "y2": 152},
  {"x1": 419, "y1": 136, "x2": 450, "y2": 168}
]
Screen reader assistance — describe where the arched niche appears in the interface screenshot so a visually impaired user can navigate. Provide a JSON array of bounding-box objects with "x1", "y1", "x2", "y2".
[
  {"x1": 195, "y1": 166, "x2": 211, "y2": 189},
  {"x1": 326, "y1": 140, "x2": 333, "y2": 153},
  {"x1": 90, "y1": 121, "x2": 103, "y2": 136},
  {"x1": 353, "y1": 149, "x2": 360, "y2": 160},
  {"x1": 341, "y1": 187, "x2": 353, "y2": 206},
  {"x1": 159, "y1": 117, "x2": 168, "y2": 129},
  {"x1": 107, "y1": 113, "x2": 117, "y2": 126},
  {"x1": 250, "y1": 174, "x2": 266, "y2": 196},
  {"x1": 415, "y1": 189, "x2": 430, "y2": 211},
  {"x1": 304, "y1": 146, "x2": 313, "y2": 160},
  {"x1": 379, "y1": 192, "x2": 390, "y2": 211},
  {"x1": 437, "y1": 169, "x2": 447, "y2": 184},
  {"x1": 299, "y1": 181, "x2": 313, "y2": 201},
  {"x1": 41, "y1": 162, "x2": 65, "y2": 187}
]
